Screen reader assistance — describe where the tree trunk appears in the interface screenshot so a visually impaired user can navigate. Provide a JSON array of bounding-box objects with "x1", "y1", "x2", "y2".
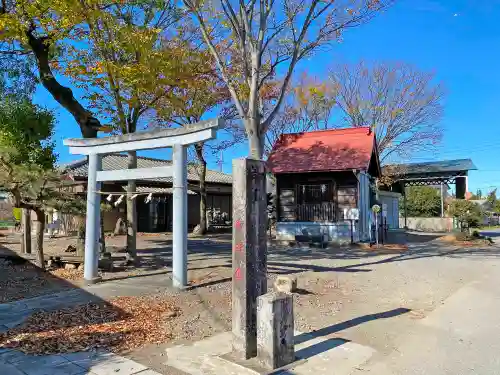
[
  {"x1": 245, "y1": 118, "x2": 264, "y2": 160},
  {"x1": 33, "y1": 209, "x2": 45, "y2": 270},
  {"x1": 99, "y1": 210, "x2": 106, "y2": 253},
  {"x1": 21, "y1": 208, "x2": 31, "y2": 254},
  {"x1": 126, "y1": 151, "x2": 137, "y2": 262},
  {"x1": 76, "y1": 217, "x2": 85, "y2": 257},
  {"x1": 194, "y1": 143, "x2": 208, "y2": 235}
]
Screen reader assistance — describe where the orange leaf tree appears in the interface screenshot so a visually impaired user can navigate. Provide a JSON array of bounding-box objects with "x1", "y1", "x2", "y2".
[{"x1": 0, "y1": 0, "x2": 219, "y2": 250}]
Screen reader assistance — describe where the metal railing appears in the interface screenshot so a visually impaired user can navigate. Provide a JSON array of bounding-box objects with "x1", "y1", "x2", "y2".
[{"x1": 296, "y1": 202, "x2": 336, "y2": 222}]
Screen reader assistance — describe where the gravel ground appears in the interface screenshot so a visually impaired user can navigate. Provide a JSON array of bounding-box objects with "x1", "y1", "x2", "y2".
[{"x1": 3, "y1": 231, "x2": 500, "y2": 374}]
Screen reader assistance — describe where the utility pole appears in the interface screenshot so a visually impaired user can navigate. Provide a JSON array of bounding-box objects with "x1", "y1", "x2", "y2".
[
  {"x1": 218, "y1": 150, "x2": 224, "y2": 172},
  {"x1": 441, "y1": 182, "x2": 444, "y2": 217}
]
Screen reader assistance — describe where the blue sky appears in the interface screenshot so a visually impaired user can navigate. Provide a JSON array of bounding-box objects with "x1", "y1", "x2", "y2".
[{"x1": 34, "y1": 0, "x2": 500, "y2": 194}]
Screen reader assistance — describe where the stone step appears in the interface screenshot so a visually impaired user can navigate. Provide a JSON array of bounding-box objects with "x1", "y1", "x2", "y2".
[{"x1": 165, "y1": 331, "x2": 377, "y2": 375}]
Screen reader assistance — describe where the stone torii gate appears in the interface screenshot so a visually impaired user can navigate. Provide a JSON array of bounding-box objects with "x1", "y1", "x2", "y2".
[{"x1": 63, "y1": 119, "x2": 222, "y2": 287}]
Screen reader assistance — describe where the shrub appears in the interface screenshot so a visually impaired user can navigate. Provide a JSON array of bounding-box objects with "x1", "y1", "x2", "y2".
[{"x1": 448, "y1": 199, "x2": 484, "y2": 230}]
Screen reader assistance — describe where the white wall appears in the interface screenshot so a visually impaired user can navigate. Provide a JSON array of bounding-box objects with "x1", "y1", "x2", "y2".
[
  {"x1": 276, "y1": 221, "x2": 359, "y2": 245},
  {"x1": 358, "y1": 172, "x2": 371, "y2": 241},
  {"x1": 399, "y1": 217, "x2": 455, "y2": 232},
  {"x1": 379, "y1": 191, "x2": 401, "y2": 229}
]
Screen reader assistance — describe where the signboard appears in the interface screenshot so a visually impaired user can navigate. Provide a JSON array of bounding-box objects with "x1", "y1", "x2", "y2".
[
  {"x1": 12, "y1": 208, "x2": 21, "y2": 221},
  {"x1": 344, "y1": 208, "x2": 359, "y2": 221}
]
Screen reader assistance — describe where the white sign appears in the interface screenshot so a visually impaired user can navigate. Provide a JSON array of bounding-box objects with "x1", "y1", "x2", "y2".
[
  {"x1": 47, "y1": 220, "x2": 60, "y2": 230},
  {"x1": 344, "y1": 208, "x2": 359, "y2": 220}
]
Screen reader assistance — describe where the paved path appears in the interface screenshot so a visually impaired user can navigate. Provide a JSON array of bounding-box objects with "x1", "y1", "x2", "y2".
[
  {"x1": 350, "y1": 269, "x2": 500, "y2": 375},
  {"x1": 0, "y1": 347, "x2": 162, "y2": 375}
]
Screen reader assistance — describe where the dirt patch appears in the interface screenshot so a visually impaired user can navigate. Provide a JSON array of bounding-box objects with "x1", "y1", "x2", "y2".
[
  {"x1": 0, "y1": 296, "x2": 180, "y2": 354},
  {"x1": 0, "y1": 259, "x2": 77, "y2": 303},
  {"x1": 49, "y1": 268, "x2": 84, "y2": 282},
  {"x1": 437, "y1": 234, "x2": 493, "y2": 247},
  {"x1": 437, "y1": 234, "x2": 457, "y2": 243}
]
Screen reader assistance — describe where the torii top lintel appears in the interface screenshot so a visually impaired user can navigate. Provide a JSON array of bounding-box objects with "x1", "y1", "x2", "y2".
[{"x1": 63, "y1": 118, "x2": 223, "y2": 155}]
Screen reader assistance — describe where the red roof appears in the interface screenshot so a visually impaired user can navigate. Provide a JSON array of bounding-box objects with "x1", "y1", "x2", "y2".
[{"x1": 267, "y1": 127, "x2": 378, "y2": 174}]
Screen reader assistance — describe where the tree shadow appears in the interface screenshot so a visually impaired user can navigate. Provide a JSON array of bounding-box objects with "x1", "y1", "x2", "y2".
[
  {"x1": 294, "y1": 307, "x2": 411, "y2": 345},
  {"x1": 0, "y1": 245, "x2": 131, "y2": 355},
  {"x1": 270, "y1": 308, "x2": 411, "y2": 374}
]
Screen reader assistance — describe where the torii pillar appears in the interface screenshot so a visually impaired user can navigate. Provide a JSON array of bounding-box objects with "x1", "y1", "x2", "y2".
[{"x1": 63, "y1": 119, "x2": 222, "y2": 286}]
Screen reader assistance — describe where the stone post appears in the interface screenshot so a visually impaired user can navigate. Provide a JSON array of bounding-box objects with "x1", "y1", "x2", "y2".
[
  {"x1": 232, "y1": 158, "x2": 267, "y2": 360},
  {"x1": 257, "y1": 292, "x2": 295, "y2": 369},
  {"x1": 84, "y1": 153, "x2": 102, "y2": 283}
]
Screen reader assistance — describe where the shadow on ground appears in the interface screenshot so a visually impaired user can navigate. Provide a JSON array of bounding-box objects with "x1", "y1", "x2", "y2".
[
  {"x1": 97, "y1": 231, "x2": 500, "y2": 288},
  {"x1": 270, "y1": 308, "x2": 411, "y2": 375},
  {"x1": 0, "y1": 245, "x2": 130, "y2": 355}
]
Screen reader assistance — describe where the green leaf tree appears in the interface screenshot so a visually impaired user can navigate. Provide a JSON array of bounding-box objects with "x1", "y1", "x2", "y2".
[
  {"x1": 448, "y1": 199, "x2": 483, "y2": 230},
  {"x1": 0, "y1": 87, "x2": 84, "y2": 269},
  {"x1": 400, "y1": 186, "x2": 441, "y2": 217},
  {"x1": 487, "y1": 189, "x2": 497, "y2": 207}
]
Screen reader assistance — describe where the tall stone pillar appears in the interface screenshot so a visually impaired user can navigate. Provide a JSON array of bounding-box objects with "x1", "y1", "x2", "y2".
[{"x1": 232, "y1": 158, "x2": 267, "y2": 360}]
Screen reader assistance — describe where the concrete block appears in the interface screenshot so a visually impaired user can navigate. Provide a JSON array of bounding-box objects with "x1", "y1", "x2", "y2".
[
  {"x1": 274, "y1": 275, "x2": 297, "y2": 293},
  {"x1": 257, "y1": 292, "x2": 294, "y2": 369},
  {"x1": 65, "y1": 263, "x2": 76, "y2": 270}
]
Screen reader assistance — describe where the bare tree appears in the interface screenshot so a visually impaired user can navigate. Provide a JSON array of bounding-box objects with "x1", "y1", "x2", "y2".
[
  {"x1": 330, "y1": 62, "x2": 445, "y2": 163},
  {"x1": 183, "y1": 0, "x2": 391, "y2": 159}
]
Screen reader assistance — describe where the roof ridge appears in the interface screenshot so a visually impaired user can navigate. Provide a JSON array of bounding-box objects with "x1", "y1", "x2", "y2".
[
  {"x1": 106, "y1": 153, "x2": 173, "y2": 163},
  {"x1": 63, "y1": 153, "x2": 232, "y2": 176},
  {"x1": 387, "y1": 158, "x2": 473, "y2": 167},
  {"x1": 283, "y1": 126, "x2": 372, "y2": 137},
  {"x1": 58, "y1": 158, "x2": 88, "y2": 170}
]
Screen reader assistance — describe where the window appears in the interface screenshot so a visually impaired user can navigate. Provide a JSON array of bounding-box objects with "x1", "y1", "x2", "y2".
[
  {"x1": 297, "y1": 183, "x2": 333, "y2": 204},
  {"x1": 296, "y1": 183, "x2": 335, "y2": 221}
]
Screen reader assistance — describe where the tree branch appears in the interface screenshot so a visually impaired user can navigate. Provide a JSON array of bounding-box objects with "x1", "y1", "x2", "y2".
[
  {"x1": 184, "y1": 1, "x2": 247, "y2": 119},
  {"x1": 25, "y1": 30, "x2": 100, "y2": 138}
]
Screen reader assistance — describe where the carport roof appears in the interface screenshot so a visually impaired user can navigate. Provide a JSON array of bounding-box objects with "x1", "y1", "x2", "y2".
[
  {"x1": 383, "y1": 158, "x2": 477, "y2": 187},
  {"x1": 383, "y1": 159, "x2": 477, "y2": 176}
]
